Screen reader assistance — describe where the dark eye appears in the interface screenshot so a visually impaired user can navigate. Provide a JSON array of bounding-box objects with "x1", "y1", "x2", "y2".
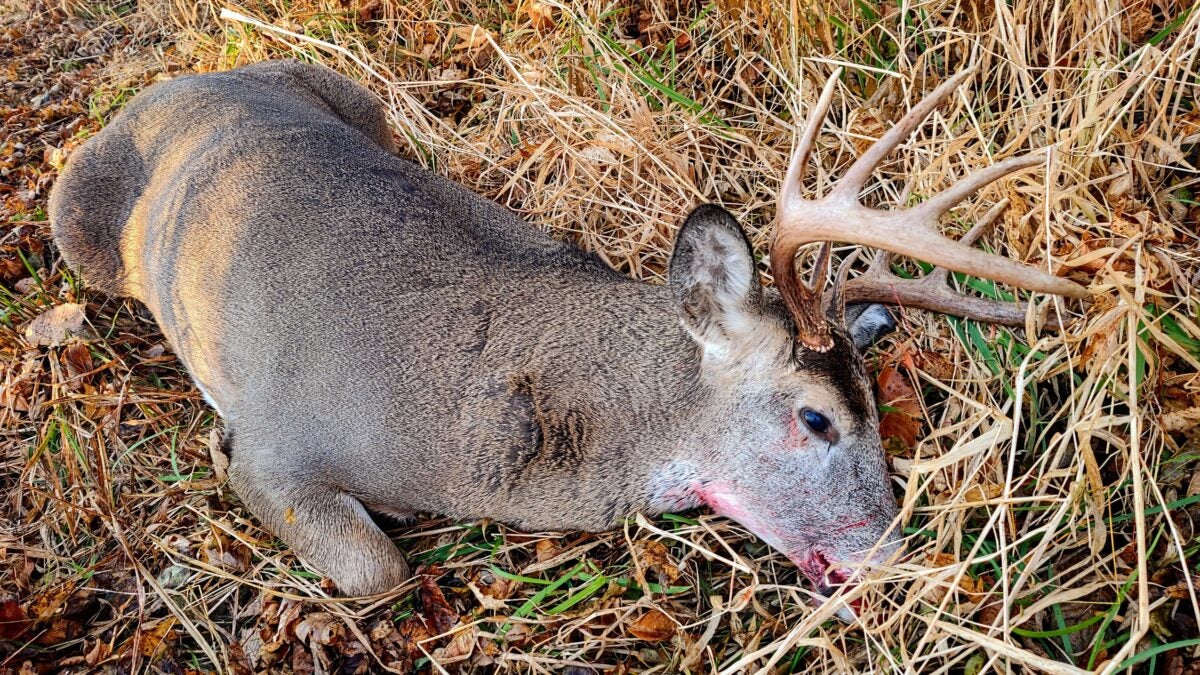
[{"x1": 800, "y1": 408, "x2": 831, "y2": 435}]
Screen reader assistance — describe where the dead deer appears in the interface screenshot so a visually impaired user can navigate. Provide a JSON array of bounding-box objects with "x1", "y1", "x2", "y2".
[{"x1": 49, "y1": 60, "x2": 1087, "y2": 599}]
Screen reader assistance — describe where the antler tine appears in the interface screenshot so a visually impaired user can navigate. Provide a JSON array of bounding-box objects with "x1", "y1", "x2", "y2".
[
  {"x1": 830, "y1": 248, "x2": 862, "y2": 321},
  {"x1": 912, "y1": 151, "x2": 1045, "y2": 222},
  {"x1": 829, "y1": 68, "x2": 977, "y2": 201},
  {"x1": 771, "y1": 69, "x2": 844, "y2": 352},
  {"x1": 780, "y1": 68, "x2": 843, "y2": 206}
]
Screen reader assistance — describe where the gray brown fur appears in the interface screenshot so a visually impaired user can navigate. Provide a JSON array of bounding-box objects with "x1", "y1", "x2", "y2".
[{"x1": 50, "y1": 60, "x2": 901, "y2": 596}]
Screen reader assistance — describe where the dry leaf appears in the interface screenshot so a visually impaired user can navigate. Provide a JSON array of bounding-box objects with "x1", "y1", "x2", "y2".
[
  {"x1": 975, "y1": 601, "x2": 1001, "y2": 626},
  {"x1": 1163, "y1": 407, "x2": 1200, "y2": 434},
  {"x1": 396, "y1": 614, "x2": 434, "y2": 663},
  {"x1": 227, "y1": 639, "x2": 256, "y2": 675},
  {"x1": 418, "y1": 576, "x2": 458, "y2": 635},
  {"x1": 0, "y1": 598, "x2": 29, "y2": 640},
  {"x1": 850, "y1": 113, "x2": 887, "y2": 156},
  {"x1": 628, "y1": 609, "x2": 675, "y2": 642},
  {"x1": 200, "y1": 526, "x2": 251, "y2": 573},
  {"x1": 634, "y1": 539, "x2": 681, "y2": 585},
  {"x1": 1188, "y1": 468, "x2": 1200, "y2": 499},
  {"x1": 927, "y1": 552, "x2": 956, "y2": 567},
  {"x1": 535, "y1": 538, "x2": 560, "y2": 562},
  {"x1": 35, "y1": 616, "x2": 84, "y2": 646},
  {"x1": 1003, "y1": 186, "x2": 1033, "y2": 257},
  {"x1": 1122, "y1": 0, "x2": 1155, "y2": 40},
  {"x1": 936, "y1": 483, "x2": 1005, "y2": 505},
  {"x1": 24, "y1": 302, "x2": 86, "y2": 346},
  {"x1": 469, "y1": 568, "x2": 517, "y2": 610},
  {"x1": 521, "y1": 0, "x2": 555, "y2": 32},
  {"x1": 877, "y1": 366, "x2": 921, "y2": 416},
  {"x1": 135, "y1": 617, "x2": 177, "y2": 658},
  {"x1": 27, "y1": 581, "x2": 77, "y2": 620},
  {"x1": 84, "y1": 638, "x2": 112, "y2": 666},
  {"x1": 294, "y1": 612, "x2": 343, "y2": 646},
  {"x1": 61, "y1": 341, "x2": 92, "y2": 382},
  {"x1": 449, "y1": 24, "x2": 491, "y2": 51},
  {"x1": 924, "y1": 553, "x2": 990, "y2": 602},
  {"x1": 877, "y1": 366, "x2": 922, "y2": 451},
  {"x1": 355, "y1": 0, "x2": 382, "y2": 23},
  {"x1": 209, "y1": 428, "x2": 230, "y2": 482},
  {"x1": 913, "y1": 350, "x2": 955, "y2": 381},
  {"x1": 436, "y1": 624, "x2": 478, "y2": 661}
]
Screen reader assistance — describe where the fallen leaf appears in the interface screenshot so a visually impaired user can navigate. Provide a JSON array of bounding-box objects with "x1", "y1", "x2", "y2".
[
  {"x1": 927, "y1": 552, "x2": 956, "y2": 568},
  {"x1": 469, "y1": 568, "x2": 516, "y2": 610},
  {"x1": 28, "y1": 581, "x2": 77, "y2": 620},
  {"x1": 1189, "y1": 469, "x2": 1200, "y2": 499},
  {"x1": 395, "y1": 614, "x2": 434, "y2": 664},
  {"x1": 877, "y1": 366, "x2": 923, "y2": 451},
  {"x1": 520, "y1": 0, "x2": 555, "y2": 32},
  {"x1": 418, "y1": 576, "x2": 458, "y2": 634},
  {"x1": 449, "y1": 24, "x2": 491, "y2": 51},
  {"x1": 628, "y1": 608, "x2": 675, "y2": 642},
  {"x1": 61, "y1": 341, "x2": 92, "y2": 381},
  {"x1": 209, "y1": 429, "x2": 230, "y2": 482},
  {"x1": 877, "y1": 366, "x2": 922, "y2": 416},
  {"x1": 633, "y1": 540, "x2": 681, "y2": 585},
  {"x1": 24, "y1": 302, "x2": 86, "y2": 346},
  {"x1": 936, "y1": 483, "x2": 1005, "y2": 505},
  {"x1": 0, "y1": 598, "x2": 29, "y2": 640},
  {"x1": 975, "y1": 601, "x2": 1001, "y2": 626},
  {"x1": 850, "y1": 113, "x2": 887, "y2": 156},
  {"x1": 356, "y1": 0, "x2": 382, "y2": 23},
  {"x1": 294, "y1": 612, "x2": 343, "y2": 646},
  {"x1": 912, "y1": 350, "x2": 955, "y2": 380},
  {"x1": 1121, "y1": 0, "x2": 1155, "y2": 40},
  {"x1": 34, "y1": 616, "x2": 84, "y2": 646},
  {"x1": 200, "y1": 525, "x2": 251, "y2": 573},
  {"x1": 535, "y1": 538, "x2": 560, "y2": 562},
  {"x1": 1164, "y1": 407, "x2": 1200, "y2": 434},
  {"x1": 227, "y1": 639, "x2": 255, "y2": 675},
  {"x1": 135, "y1": 617, "x2": 177, "y2": 658},
  {"x1": 1166, "y1": 581, "x2": 1196, "y2": 599},
  {"x1": 435, "y1": 624, "x2": 478, "y2": 661},
  {"x1": 84, "y1": 638, "x2": 112, "y2": 666}
]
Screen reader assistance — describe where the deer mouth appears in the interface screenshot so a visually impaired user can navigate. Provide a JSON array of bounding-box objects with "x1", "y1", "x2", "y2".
[
  {"x1": 792, "y1": 549, "x2": 862, "y2": 619},
  {"x1": 794, "y1": 549, "x2": 848, "y2": 590}
]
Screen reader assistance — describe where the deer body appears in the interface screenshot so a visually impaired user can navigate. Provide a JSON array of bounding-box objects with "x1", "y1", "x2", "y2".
[{"x1": 51, "y1": 60, "x2": 1085, "y2": 597}]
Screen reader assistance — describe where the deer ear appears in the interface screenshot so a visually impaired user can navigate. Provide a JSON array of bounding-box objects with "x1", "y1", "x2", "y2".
[
  {"x1": 845, "y1": 303, "x2": 896, "y2": 350},
  {"x1": 669, "y1": 205, "x2": 763, "y2": 351}
]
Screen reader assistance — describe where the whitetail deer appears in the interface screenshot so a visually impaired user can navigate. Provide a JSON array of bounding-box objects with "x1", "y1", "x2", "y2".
[{"x1": 49, "y1": 60, "x2": 1087, "y2": 599}]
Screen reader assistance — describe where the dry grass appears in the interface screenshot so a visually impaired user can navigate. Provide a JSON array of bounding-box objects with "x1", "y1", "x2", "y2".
[{"x1": 3, "y1": 0, "x2": 1200, "y2": 672}]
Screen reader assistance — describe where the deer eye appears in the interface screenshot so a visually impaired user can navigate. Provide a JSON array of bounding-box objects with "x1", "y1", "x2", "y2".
[{"x1": 800, "y1": 408, "x2": 831, "y2": 435}]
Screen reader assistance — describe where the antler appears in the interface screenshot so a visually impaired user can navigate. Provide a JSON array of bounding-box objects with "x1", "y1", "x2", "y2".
[{"x1": 771, "y1": 67, "x2": 1089, "y2": 352}]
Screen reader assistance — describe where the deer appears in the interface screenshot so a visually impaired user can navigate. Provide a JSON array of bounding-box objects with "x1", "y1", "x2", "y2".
[{"x1": 48, "y1": 60, "x2": 1088, "y2": 601}]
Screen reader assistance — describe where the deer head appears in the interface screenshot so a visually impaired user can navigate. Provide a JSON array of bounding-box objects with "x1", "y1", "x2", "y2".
[{"x1": 655, "y1": 67, "x2": 1089, "y2": 605}]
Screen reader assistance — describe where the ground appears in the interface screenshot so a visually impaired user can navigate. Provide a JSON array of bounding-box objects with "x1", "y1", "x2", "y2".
[{"x1": 2, "y1": 0, "x2": 1199, "y2": 673}]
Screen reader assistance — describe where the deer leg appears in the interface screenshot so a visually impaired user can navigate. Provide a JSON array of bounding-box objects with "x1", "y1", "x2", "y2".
[{"x1": 228, "y1": 449, "x2": 411, "y2": 596}]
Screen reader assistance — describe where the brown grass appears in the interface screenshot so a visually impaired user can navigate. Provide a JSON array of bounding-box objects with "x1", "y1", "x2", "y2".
[{"x1": 3, "y1": 0, "x2": 1199, "y2": 672}]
